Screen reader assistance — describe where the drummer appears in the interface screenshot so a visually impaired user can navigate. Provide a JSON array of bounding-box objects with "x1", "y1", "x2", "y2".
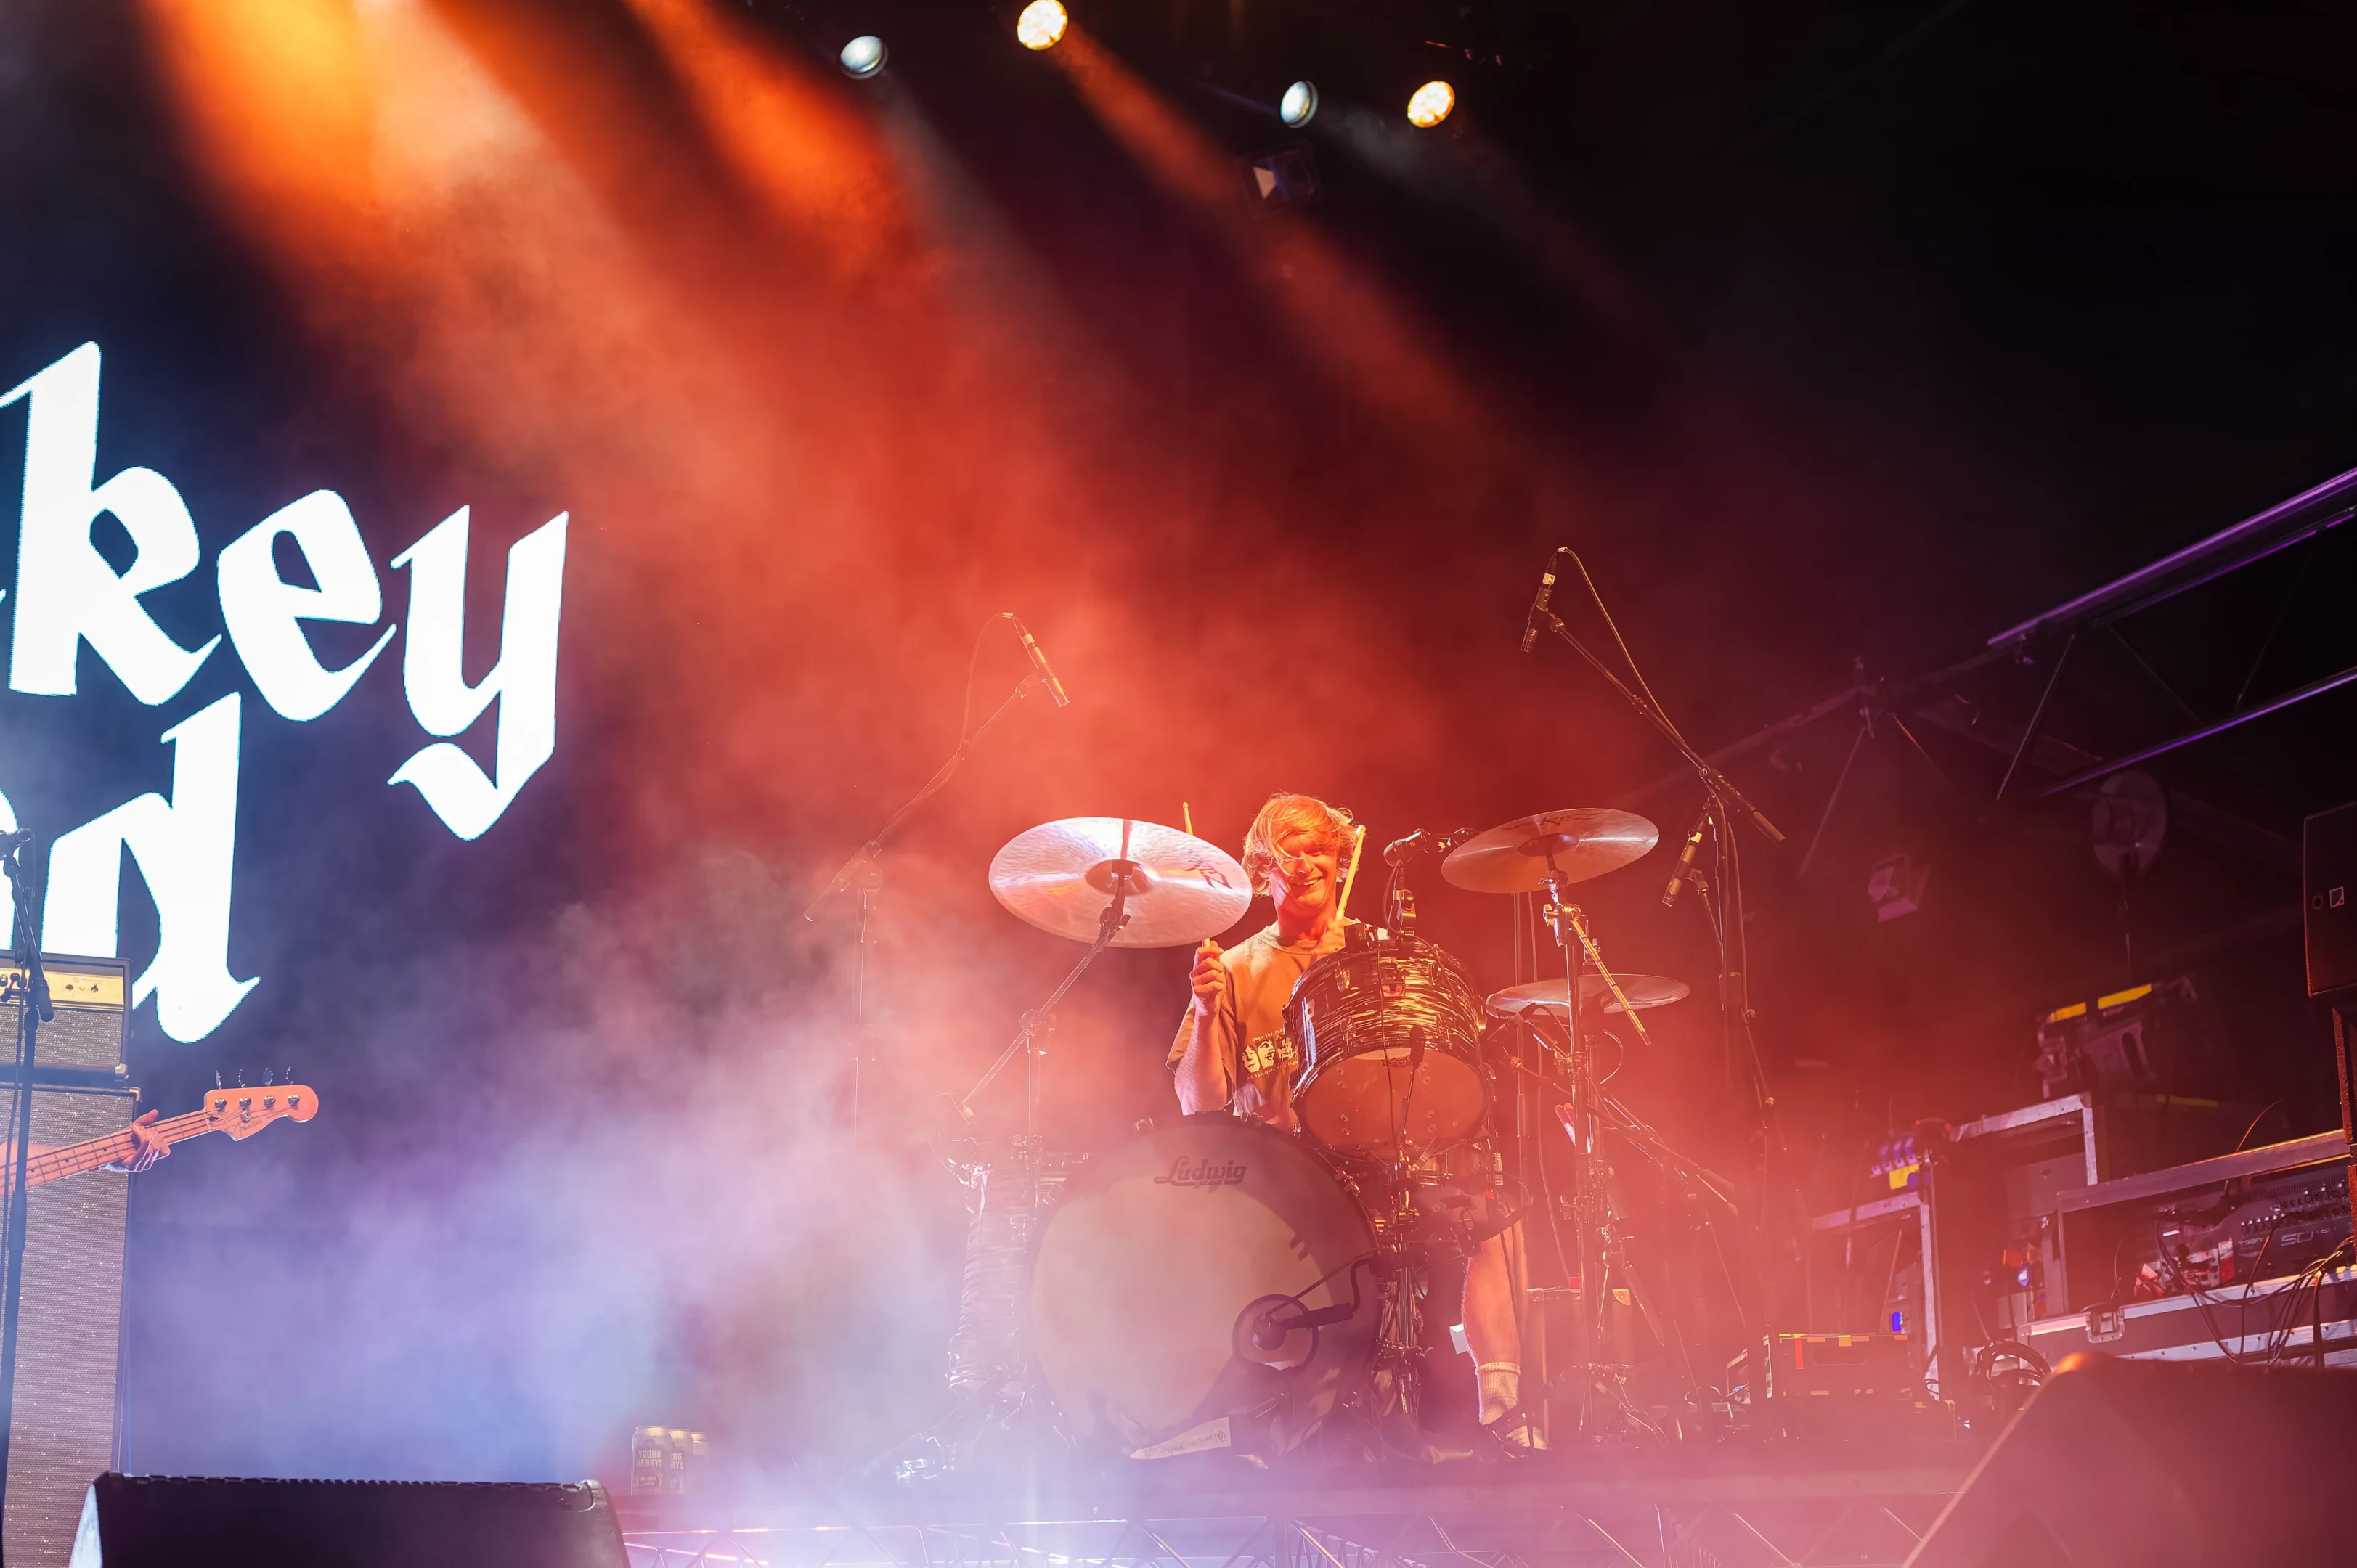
[{"x1": 1171, "y1": 791, "x2": 1536, "y2": 1447}]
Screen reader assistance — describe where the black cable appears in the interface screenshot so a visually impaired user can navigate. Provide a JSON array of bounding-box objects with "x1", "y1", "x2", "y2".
[
  {"x1": 1564, "y1": 552, "x2": 1688, "y2": 750},
  {"x1": 2154, "y1": 1234, "x2": 2248, "y2": 1365},
  {"x1": 2231, "y1": 1100, "x2": 2287, "y2": 1155},
  {"x1": 2239, "y1": 1229, "x2": 2276, "y2": 1358}
]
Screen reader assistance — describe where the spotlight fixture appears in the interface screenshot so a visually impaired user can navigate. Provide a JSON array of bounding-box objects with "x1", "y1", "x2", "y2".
[
  {"x1": 1279, "y1": 81, "x2": 1319, "y2": 128},
  {"x1": 1243, "y1": 145, "x2": 1319, "y2": 208},
  {"x1": 1405, "y1": 79, "x2": 1455, "y2": 128},
  {"x1": 1016, "y1": 0, "x2": 1069, "y2": 50},
  {"x1": 838, "y1": 35, "x2": 887, "y2": 78}
]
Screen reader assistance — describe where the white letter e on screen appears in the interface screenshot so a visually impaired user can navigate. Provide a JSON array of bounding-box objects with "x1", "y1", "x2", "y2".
[{"x1": 219, "y1": 489, "x2": 397, "y2": 721}]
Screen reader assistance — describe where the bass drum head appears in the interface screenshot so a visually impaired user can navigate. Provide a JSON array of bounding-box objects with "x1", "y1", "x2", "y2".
[{"x1": 1030, "y1": 1118, "x2": 1374, "y2": 1451}]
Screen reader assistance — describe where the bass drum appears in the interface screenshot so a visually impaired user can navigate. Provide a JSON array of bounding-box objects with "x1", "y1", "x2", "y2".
[{"x1": 1030, "y1": 1118, "x2": 1375, "y2": 1453}]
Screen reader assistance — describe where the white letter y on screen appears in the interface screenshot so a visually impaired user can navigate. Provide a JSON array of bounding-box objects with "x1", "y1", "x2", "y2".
[{"x1": 388, "y1": 507, "x2": 568, "y2": 840}]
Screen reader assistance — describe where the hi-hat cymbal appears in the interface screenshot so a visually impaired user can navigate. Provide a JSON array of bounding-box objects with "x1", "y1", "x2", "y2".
[
  {"x1": 990, "y1": 818, "x2": 1252, "y2": 949},
  {"x1": 1441, "y1": 808, "x2": 1660, "y2": 894},
  {"x1": 1486, "y1": 973, "x2": 1692, "y2": 1018}
]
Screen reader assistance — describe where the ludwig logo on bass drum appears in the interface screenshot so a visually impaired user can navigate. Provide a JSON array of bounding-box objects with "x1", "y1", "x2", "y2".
[{"x1": 1155, "y1": 1157, "x2": 1247, "y2": 1189}]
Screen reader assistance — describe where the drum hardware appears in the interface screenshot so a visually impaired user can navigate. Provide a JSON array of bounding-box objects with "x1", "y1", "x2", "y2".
[
  {"x1": 878, "y1": 816, "x2": 1253, "y2": 1482},
  {"x1": 1486, "y1": 973, "x2": 1693, "y2": 1018},
  {"x1": 1030, "y1": 1119, "x2": 1380, "y2": 1455},
  {"x1": 1440, "y1": 808, "x2": 1661, "y2": 894},
  {"x1": 973, "y1": 817, "x2": 1247, "y2": 1138},
  {"x1": 1528, "y1": 851, "x2": 1703, "y2": 1440},
  {"x1": 1284, "y1": 936, "x2": 1490, "y2": 1161},
  {"x1": 805, "y1": 612, "x2": 1067, "y2": 1130},
  {"x1": 1379, "y1": 828, "x2": 1469, "y2": 939},
  {"x1": 987, "y1": 817, "x2": 1252, "y2": 949},
  {"x1": 1518, "y1": 547, "x2": 1802, "y2": 1353},
  {"x1": 1236, "y1": 1258, "x2": 1375, "y2": 1371}
]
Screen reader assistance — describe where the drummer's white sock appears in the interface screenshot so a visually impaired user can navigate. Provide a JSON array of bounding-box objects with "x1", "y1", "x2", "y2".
[{"x1": 1476, "y1": 1362, "x2": 1519, "y2": 1425}]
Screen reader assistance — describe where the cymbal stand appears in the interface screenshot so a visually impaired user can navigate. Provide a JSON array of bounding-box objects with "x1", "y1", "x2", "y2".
[
  {"x1": 805, "y1": 613, "x2": 1056, "y2": 1131},
  {"x1": 1528, "y1": 559, "x2": 1800, "y2": 1318},
  {"x1": 1502, "y1": 1034, "x2": 1719, "y2": 1414},
  {"x1": 960, "y1": 852, "x2": 1141, "y2": 1143},
  {"x1": 1536, "y1": 858, "x2": 1613, "y2": 1414}
]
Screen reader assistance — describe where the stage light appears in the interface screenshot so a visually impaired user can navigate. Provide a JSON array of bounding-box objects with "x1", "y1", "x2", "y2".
[
  {"x1": 1405, "y1": 80, "x2": 1454, "y2": 128},
  {"x1": 1016, "y1": 0, "x2": 1069, "y2": 50},
  {"x1": 838, "y1": 35, "x2": 887, "y2": 78},
  {"x1": 1279, "y1": 81, "x2": 1318, "y2": 128},
  {"x1": 1245, "y1": 146, "x2": 1318, "y2": 208}
]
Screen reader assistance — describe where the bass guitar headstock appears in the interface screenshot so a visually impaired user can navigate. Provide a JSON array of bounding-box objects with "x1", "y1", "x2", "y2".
[{"x1": 200, "y1": 1085, "x2": 319, "y2": 1141}]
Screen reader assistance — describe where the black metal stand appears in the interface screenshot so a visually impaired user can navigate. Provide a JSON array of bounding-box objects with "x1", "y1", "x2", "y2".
[
  {"x1": 961, "y1": 849, "x2": 1140, "y2": 1138},
  {"x1": 1528, "y1": 557, "x2": 1803, "y2": 1334},
  {"x1": 805, "y1": 614, "x2": 1051, "y2": 1129},
  {"x1": 0, "y1": 835, "x2": 52, "y2": 1523}
]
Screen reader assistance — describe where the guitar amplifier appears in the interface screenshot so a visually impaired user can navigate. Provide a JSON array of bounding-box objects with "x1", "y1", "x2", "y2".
[
  {"x1": 0, "y1": 954, "x2": 135, "y2": 1567},
  {"x1": 1728, "y1": 1331, "x2": 1918, "y2": 1411}
]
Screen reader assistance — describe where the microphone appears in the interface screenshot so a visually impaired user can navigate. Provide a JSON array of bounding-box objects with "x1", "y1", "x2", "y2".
[
  {"x1": 1660, "y1": 805, "x2": 1709, "y2": 910},
  {"x1": 1383, "y1": 829, "x2": 1464, "y2": 866},
  {"x1": 1519, "y1": 549, "x2": 1563, "y2": 653},
  {"x1": 1011, "y1": 618, "x2": 1070, "y2": 709}
]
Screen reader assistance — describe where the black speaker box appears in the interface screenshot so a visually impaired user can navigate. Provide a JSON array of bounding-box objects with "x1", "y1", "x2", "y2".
[
  {"x1": 1906, "y1": 1353, "x2": 2357, "y2": 1567},
  {"x1": 68, "y1": 1475, "x2": 631, "y2": 1567},
  {"x1": 2307, "y1": 800, "x2": 2357, "y2": 997}
]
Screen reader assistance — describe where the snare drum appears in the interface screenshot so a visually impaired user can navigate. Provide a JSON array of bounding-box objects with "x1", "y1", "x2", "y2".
[{"x1": 1283, "y1": 936, "x2": 1490, "y2": 1157}]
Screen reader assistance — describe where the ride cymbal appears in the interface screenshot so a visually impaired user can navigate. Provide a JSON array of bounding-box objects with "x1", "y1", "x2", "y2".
[
  {"x1": 990, "y1": 817, "x2": 1252, "y2": 948},
  {"x1": 1441, "y1": 808, "x2": 1660, "y2": 894},
  {"x1": 1485, "y1": 973, "x2": 1692, "y2": 1018}
]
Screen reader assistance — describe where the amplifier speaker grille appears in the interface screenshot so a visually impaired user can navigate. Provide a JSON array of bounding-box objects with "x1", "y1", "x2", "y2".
[{"x1": 0, "y1": 955, "x2": 131, "y2": 1567}]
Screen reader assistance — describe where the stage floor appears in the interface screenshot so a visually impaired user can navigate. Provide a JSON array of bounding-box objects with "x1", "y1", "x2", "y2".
[{"x1": 614, "y1": 1441, "x2": 1979, "y2": 1568}]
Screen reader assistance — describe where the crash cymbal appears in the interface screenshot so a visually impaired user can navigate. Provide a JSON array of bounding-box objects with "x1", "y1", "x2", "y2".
[
  {"x1": 990, "y1": 817, "x2": 1253, "y2": 949},
  {"x1": 1485, "y1": 973, "x2": 1692, "y2": 1018},
  {"x1": 1441, "y1": 808, "x2": 1660, "y2": 894}
]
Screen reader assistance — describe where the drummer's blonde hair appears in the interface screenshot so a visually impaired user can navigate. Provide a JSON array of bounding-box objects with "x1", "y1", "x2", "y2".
[{"x1": 1242, "y1": 793, "x2": 1356, "y2": 895}]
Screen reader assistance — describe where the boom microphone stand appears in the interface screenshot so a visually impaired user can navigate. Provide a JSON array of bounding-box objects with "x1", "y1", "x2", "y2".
[
  {"x1": 804, "y1": 614, "x2": 1059, "y2": 1128},
  {"x1": 0, "y1": 830, "x2": 52, "y2": 1520},
  {"x1": 1523, "y1": 550, "x2": 1802, "y2": 1334}
]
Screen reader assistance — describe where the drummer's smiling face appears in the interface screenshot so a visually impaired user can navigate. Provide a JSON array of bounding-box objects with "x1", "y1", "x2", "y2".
[{"x1": 1266, "y1": 831, "x2": 1344, "y2": 942}]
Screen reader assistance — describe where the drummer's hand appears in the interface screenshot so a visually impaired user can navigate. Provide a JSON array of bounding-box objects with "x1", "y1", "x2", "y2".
[{"x1": 1189, "y1": 941, "x2": 1225, "y2": 1017}]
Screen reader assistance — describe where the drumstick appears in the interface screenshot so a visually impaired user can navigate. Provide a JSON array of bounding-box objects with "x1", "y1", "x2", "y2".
[
  {"x1": 1332, "y1": 824, "x2": 1368, "y2": 929},
  {"x1": 1182, "y1": 801, "x2": 1194, "y2": 837}
]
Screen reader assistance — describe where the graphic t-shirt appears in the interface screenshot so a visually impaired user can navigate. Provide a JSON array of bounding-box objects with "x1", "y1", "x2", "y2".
[{"x1": 1167, "y1": 919, "x2": 1364, "y2": 1132}]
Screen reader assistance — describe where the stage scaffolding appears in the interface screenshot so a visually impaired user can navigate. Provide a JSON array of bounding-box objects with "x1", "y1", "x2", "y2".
[{"x1": 617, "y1": 1456, "x2": 1969, "y2": 1568}]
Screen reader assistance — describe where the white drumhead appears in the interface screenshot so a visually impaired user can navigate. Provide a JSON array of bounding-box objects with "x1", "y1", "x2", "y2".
[{"x1": 1030, "y1": 1119, "x2": 1374, "y2": 1448}]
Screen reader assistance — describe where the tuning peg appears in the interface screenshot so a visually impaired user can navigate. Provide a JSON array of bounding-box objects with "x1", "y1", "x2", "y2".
[
  {"x1": 236, "y1": 1070, "x2": 245, "y2": 1087},
  {"x1": 262, "y1": 1067, "x2": 274, "y2": 1086},
  {"x1": 213, "y1": 1071, "x2": 223, "y2": 1090}
]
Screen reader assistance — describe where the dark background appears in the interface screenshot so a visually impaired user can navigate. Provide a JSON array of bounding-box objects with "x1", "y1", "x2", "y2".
[{"x1": 0, "y1": 0, "x2": 2350, "y2": 1486}]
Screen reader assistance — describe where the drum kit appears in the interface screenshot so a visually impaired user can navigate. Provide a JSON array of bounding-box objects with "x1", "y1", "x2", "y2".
[{"x1": 910, "y1": 798, "x2": 1737, "y2": 1472}]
